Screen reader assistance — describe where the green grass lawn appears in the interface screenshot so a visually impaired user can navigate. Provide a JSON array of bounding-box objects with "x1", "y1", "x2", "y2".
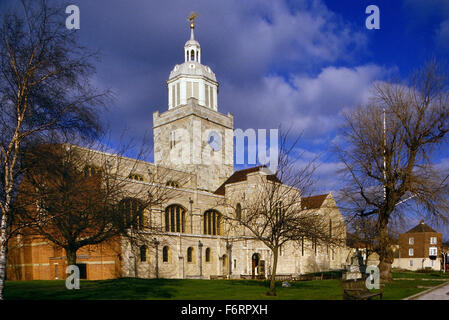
[
  {"x1": 392, "y1": 270, "x2": 449, "y2": 279},
  {"x1": 4, "y1": 272, "x2": 448, "y2": 300}
]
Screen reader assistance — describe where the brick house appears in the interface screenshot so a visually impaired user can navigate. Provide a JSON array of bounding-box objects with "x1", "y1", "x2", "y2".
[{"x1": 393, "y1": 220, "x2": 442, "y2": 271}]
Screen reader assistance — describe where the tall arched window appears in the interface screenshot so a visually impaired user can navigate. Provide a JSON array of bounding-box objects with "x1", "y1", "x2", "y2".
[
  {"x1": 222, "y1": 254, "x2": 228, "y2": 268},
  {"x1": 128, "y1": 173, "x2": 144, "y2": 181},
  {"x1": 205, "y1": 248, "x2": 211, "y2": 262},
  {"x1": 119, "y1": 198, "x2": 144, "y2": 230},
  {"x1": 83, "y1": 165, "x2": 102, "y2": 177},
  {"x1": 236, "y1": 203, "x2": 242, "y2": 220},
  {"x1": 162, "y1": 246, "x2": 169, "y2": 262},
  {"x1": 166, "y1": 180, "x2": 180, "y2": 188},
  {"x1": 140, "y1": 245, "x2": 147, "y2": 262},
  {"x1": 190, "y1": 50, "x2": 195, "y2": 61},
  {"x1": 203, "y1": 210, "x2": 222, "y2": 235},
  {"x1": 165, "y1": 205, "x2": 186, "y2": 233},
  {"x1": 187, "y1": 247, "x2": 194, "y2": 263}
]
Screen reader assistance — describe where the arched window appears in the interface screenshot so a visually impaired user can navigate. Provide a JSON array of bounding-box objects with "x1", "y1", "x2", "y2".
[
  {"x1": 187, "y1": 247, "x2": 194, "y2": 263},
  {"x1": 205, "y1": 248, "x2": 211, "y2": 262},
  {"x1": 222, "y1": 254, "x2": 228, "y2": 268},
  {"x1": 203, "y1": 210, "x2": 222, "y2": 235},
  {"x1": 166, "y1": 180, "x2": 180, "y2": 188},
  {"x1": 128, "y1": 173, "x2": 144, "y2": 181},
  {"x1": 119, "y1": 198, "x2": 144, "y2": 230},
  {"x1": 140, "y1": 245, "x2": 147, "y2": 262},
  {"x1": 190, "y1": 50, "x2": 195, "y2": 61},
  {"x1": 236, "y1": 203, "x2": 242, "y2": 220},
  {"x1": 165, "y1": 205, "x2": 186, "y2": 233},
  {"x1": 83, "y1": 165, "x2": 102, "y2": 177},
  {"x1": 162, "y1": 246, "x2": 169, "y2": 262}
]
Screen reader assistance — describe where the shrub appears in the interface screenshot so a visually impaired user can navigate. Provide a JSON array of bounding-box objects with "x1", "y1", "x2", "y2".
[{"x1": 416, "y1": 268, "x2": 434, "y2": 273}]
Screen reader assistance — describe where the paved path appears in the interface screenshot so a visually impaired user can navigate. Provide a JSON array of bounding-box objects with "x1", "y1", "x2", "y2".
[{"x1": 413, "y1": 282, "x2": 449, "y2": 300}]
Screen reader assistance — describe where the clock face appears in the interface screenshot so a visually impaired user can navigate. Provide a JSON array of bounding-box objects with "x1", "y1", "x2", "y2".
[{"x1": 208, "y1": 130, "x2": 222, "y2": 151}]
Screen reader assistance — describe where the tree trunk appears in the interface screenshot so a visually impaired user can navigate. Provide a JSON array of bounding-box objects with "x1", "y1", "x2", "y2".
[
  {"x1": 377, "y1": 215, "x2": 393, "y2": 283},
  {"x1": 0, "y1": 207, "x2": 10, "y2": 300},
  {"x1": 65, "y1": 247, "x2": 77, "y2": 266},
  {"x1": 0, "y1": 234, "x2": 8, "y2": 300},
  {"x1": 267, "y1": 247, "x2": 279, "y2": 296}
]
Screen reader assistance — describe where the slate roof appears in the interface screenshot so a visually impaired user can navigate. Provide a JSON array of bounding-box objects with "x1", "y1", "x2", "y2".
[
  {"x1": 406, "y1": 220, "x2": 437, "y2": 233},
  {"x1": 213, "y1": 166, "x2": 281, "y2": 195},
  {"x1": 301, "y1": 194, "x2": 329, "y2": 210}
]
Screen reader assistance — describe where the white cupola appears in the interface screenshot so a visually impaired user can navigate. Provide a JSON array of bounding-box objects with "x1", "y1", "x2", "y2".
[
  {"x1": 167, "y1": 14, "x2": 219, "y2": 111},
  {"x1": 185, "y1": 22, "x2": 201, "y2": 63}
]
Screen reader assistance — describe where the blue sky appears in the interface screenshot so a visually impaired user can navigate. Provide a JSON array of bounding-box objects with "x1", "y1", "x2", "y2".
[{"x1": 2, "y1": 0, "x2": 449, "y2": 232}]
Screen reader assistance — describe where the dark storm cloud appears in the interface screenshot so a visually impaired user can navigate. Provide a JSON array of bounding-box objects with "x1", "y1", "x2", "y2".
[
  {"x1": 0, "y1": 0, "x2": 384, "y2": 185},
  {"x1": 52, "y1": 0, "x2": 374, "y2": 144}
]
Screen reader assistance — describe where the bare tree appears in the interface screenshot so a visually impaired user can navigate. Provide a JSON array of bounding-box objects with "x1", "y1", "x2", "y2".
[
  {"x1": 221, "y1": 132, "x2": 345, "y2": 296},
  {"x1": 335, "y1": 60, "x2": 449, "y2": 282},
  {"x1": 13, "y1": 138, "x2": 189, "y2": 269},
  {"x1": 346, "y1": 216, "x2": 378, "y2": 271},
  {"x1": 0, "y1": 0, "x2": 108, "y2": 299}
]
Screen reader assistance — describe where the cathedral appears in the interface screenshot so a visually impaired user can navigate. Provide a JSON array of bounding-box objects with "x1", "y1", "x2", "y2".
[{"x1": 6, "y1": 19, "x2": 347, "y2": 281}]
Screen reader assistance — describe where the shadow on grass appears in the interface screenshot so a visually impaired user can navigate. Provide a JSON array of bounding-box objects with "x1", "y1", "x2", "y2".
[
  {"x1": 5, "y1": 278, "x2": 182, "y2": 300},
  {"x1": 8, "y1": 276, "x2": 437, "y2": 300},
  {"x1": 7, "y1": 278, "x2": 338, "y2": 300}
]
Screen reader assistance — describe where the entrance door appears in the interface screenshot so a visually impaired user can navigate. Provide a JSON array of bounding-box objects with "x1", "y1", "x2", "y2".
[
  {"x1": 76, "y1": 263, "x2": 87, "y2": 279},
  {"x1": 259, "y1": 260, "x2": 265, "y2": 278},
  {"x1": 251, "y1": 253, "x2": 260, "y2": 279}
]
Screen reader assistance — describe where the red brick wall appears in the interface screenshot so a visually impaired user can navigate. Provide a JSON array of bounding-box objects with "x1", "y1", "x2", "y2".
[
  {"x1": 7, "y1": 235, "x2": 122, "y2": 281},
  {"x1": 399, "y1": 232, "x2": 442, "y2": 259}
]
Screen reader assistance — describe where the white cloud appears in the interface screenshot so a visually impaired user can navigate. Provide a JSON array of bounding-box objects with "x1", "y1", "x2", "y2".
[
  {"x1": 226, "y1": 64, "x2": 389, "y2": 137},
  {"x1": 313, "y1": 160, "x2": 346, "y2": 193},
  {"x1": 209, "y1": 0, "x2": 367, "y2": 82},
  {"x1": 61, "y1": 0, "x2": 372, "y2": 143}
]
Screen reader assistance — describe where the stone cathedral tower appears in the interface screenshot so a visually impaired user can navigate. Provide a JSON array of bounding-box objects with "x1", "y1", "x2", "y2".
[{"x1": 153, "y1": 16, "x2": 234, "y2": 192}]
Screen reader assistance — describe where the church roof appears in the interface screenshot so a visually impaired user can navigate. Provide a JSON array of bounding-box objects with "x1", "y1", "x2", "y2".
[
  {"x1": 213, "y1": 166, "x2": 281, "y2": 195},
  {"x1": 301, "y1": 194, "x2": 329, "y2": 209},
  {"x1": 168, "y1": 61, "x2": 217, "y2": 82},
  {"x1": 405, "y1": 220, "x2": 438, "y2": 233}
]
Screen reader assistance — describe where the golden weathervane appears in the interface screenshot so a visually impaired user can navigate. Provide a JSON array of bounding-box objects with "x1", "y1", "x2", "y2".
[{"x1": 188, "y1": 12, "x2": 198, "y2": 29}]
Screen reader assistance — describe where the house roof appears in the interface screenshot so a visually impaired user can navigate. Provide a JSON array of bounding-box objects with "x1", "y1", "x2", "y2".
[
  {"x1": 406, "y1": 220, "x2": 437, "y2": 233},
  {"x1": 213, "y1": 166, "x2": 281, "y2": 195},
  {"x1": 301, "y1": 194, "x2": 329, "y2": 210}
]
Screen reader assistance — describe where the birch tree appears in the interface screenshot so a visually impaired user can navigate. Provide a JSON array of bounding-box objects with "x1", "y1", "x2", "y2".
[{"x1": 0, "y1": 0, "x2": 107, "y2": 299}]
